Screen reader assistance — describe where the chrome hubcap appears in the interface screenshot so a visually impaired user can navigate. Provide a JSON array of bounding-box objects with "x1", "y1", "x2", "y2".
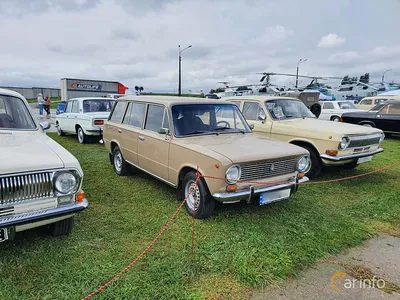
[
  {"x1": 185, "y1": 180, "x2": 200, "y2": 212},
  {"x1": 114, "y1": 152, "x2": 122, "y2": 172},
  {"x1": 78, "y1": 129, "x2": 83, "y2": 143}
]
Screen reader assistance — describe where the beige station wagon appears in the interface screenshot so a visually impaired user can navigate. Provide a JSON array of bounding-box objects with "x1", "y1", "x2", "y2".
[
  {"x1": 103, "y1": 96, "x2": 310, "y2": 218},
  {"x1": 357, "y1": 96, "x2": 400, "y2": 110},
  {"x1": 225, "y1": 96, "x2": 385, "y2": 178}
]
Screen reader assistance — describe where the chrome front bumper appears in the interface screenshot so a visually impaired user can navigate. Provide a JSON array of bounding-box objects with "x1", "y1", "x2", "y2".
[
  {"x1": 212, "y1": 177, "x2": 309, "y2": 203},
  {"x1": 0, "y1": 199, "x2": 88, "y2": 228},
  {"x1": 320, "y1": 148, "x2": 384, "y2": 161}
]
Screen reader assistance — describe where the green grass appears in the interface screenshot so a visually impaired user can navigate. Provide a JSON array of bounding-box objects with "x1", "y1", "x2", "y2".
[{"x1": 0, "y1": 135, "x2": 399, "y2": 299}]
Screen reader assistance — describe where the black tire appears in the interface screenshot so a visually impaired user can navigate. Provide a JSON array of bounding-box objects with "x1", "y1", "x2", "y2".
[
  {"x1": 342, "y1": 161, "x2": 358, "y2": 169},
  {"x1": 77, "y1": 126, "x2": 88, "y2": 144},
  {"x1": 112, "y1": 146, "x2": 128, "y2": 176},
  {"x1": 359, "y1": 122, "x2": 374, "y2": 128},
  {"x1": 49, "y1": 217, "x2": 74, "y2": 237},
  {"x1": 301, "y1": 144, "x2": 323, "y2": 179},
  {"x1": 182, "y1": 171, "x2": 215, "y2": 219},
  {"x1": 56, "y1": 123, "x2": 65, "y2": 136},
  {"x1": 310, "y1": 103, "x2": 322, "y2": 118},
  {"x1": 331, "y1": 116, "x2": 340, "y2": 122}
]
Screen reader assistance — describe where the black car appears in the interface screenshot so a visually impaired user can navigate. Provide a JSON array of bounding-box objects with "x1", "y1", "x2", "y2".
[{"x1": 341, "y1": 100, "x2": 400, "y2": 134}]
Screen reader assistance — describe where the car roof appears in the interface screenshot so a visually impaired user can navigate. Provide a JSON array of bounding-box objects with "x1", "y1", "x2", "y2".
[
  {"x1": 362, "y1": 95, "x2": 400, "y2": 100},
  {"x1": 116, "y1": 95, "x2": 229, "y2": 106},
  {"x1": 0, "y1": 88, "x2": 26, "y2": 99},
  {"x1": 68, "y1": 97, "x2": 114, "y2": 101},
  {"x1": 224, "y1": 95, "x2": 301, "y2": 101}
]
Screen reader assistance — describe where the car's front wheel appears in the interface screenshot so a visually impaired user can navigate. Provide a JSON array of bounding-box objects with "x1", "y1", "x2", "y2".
[
  {"x1": 77, "y1": 127, "x2": 88, "y2": 144},
  {"x1": 182, "y1": 171, "x2": 215, "y2": 219},
  {"x1": 49, "y1": 217, "x2": 74, "y2": 237},
  {"x1": 112, "y1": 146, "x2": 128, "y2": 176},
  {"x1": 56, "y1": 123, "x2": 65, "y2": 136},
  {"x1": 331, "y1": 116, "x2": 340, "y2": 122},
  {"x1": 302, "y1": 145, "x2": 323, "y2": 179}
]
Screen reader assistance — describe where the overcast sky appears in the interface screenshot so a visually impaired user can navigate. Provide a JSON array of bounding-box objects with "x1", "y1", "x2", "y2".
[{"x1": 0, "y1": 0, "x2": 399, "y2": 92}]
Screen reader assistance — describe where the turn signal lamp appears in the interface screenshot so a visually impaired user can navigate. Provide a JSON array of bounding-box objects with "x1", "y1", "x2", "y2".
[
  {"x1": 325, "y1": 150, "x2": 338, "y2": 156},
  {"x1": 297, "y1": 172, "x2": 305, "y2": 179},
  {"x1": 76, "y1": 190, "x2": 85, "y2": 203},
  {"x1": 226, "y1": 184, "x2": 237, "y2": 192}
]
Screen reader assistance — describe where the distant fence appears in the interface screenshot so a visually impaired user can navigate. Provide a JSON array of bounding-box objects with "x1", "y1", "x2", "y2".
[{"x1": 0, "y1": 86, "x2": 61, "y2": 99}]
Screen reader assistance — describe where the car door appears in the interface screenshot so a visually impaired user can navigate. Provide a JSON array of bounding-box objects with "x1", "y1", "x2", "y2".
[
  {"x1": 58, "y1": 100, "x2": 73, "y2": 133},
  {"x1": 241, "y1": 101, "x2": 272, "y2": 137},
  {"x1": 138, "y1": 104, "x2": 170, "y2": 182},
  {"x1": 118, "y1": 101, "x2": 146, "y2": 165},
  {"x1": 69, "y1": 100, "x2": 80, "y2": 131},
  {"x1": 319, "y1": 102, "x2": 335, "y2": 120},
  {"x1": 375, "y1": 103, "x2": 400, "y2": 132}
]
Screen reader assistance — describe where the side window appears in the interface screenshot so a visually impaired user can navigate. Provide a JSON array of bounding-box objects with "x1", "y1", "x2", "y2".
[
  {"x1": 362, "y1": 99, "x2": 372, "y2": 105},
  {"x1": 129, "y1": 102, "x2": 146, "y2": 128},
  {"x1": 231, "y1": 101, "x2": 241, "y2": 108},
  {"x1": 122, "y1": 102, "x2": 133, "y2": 125},
  {"x1": 145, "y1": 105, "x2": 168, "y2": 132},
  {"x1": 243, "y1": 102, "x2": 265, "y2": 120},
  {"x1": 109, "y1": 101, "x2": 126, "y2": 123},
  {"x1": 383, "y1": 103, "x2": 400, "y2": 114},
  {"x1": 323, "y1": 102, "x2": 334, "y2": 109},
  {"x1": 71, "y1": 101, "x2": 79, "y2": 113},
  {"x1": 65, "y1": 101, "x2": 73, "y2": 113}
]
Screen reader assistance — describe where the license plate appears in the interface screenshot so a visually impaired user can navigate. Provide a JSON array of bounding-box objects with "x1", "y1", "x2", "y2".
[
  {"x1": 0, "y1": 228, "x2": 8, "y2": 242},
  {"x1": 357, "y1": 156, "x2": 373, "y2": 164},
  {"x1": 259, "y1": 189, "x2": 291, "y2": 206}
]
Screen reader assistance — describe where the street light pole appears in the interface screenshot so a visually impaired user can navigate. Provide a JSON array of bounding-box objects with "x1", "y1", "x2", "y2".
[
  {"x1": 178, "y1": 44, "x2": 192, "y2": 96},
  {"x1": 296, "y1": 58, "x2": 307, "y2": 88},
  {"x1": 382, "y1": 69, "x2": 392, "y2": 83}
]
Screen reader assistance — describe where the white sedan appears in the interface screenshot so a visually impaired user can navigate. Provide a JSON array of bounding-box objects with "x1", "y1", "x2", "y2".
[
  {"x1": 56, "y1": 97, "x2": 115, "y2": 143},
  {"x1": 319, "y1": 101, "x2": 363, "y2": 122}
]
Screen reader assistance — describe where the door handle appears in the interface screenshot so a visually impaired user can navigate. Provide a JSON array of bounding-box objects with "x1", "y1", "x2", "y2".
[
  {"x1": 118, "y1": 129, "x2": 123, "y2": 133},
  {"x1": 139, "y1": 136, "x2": 145, "y2": 141}
]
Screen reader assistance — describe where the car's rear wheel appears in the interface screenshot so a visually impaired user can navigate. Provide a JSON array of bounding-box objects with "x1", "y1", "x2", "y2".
[
  {"x1": 182, "y1": 171, "x2": 215, "y2": 219},
  {"x1": 331, "y1": 116, "x2": 340, "y2": 122},
  {"x1": 77, "y1": 127, "x2": 88, "y2": 144},
  {"x1": 49, "y1": 217, "x2": 74, "y2": 237},
  {"x1": 56, "y1": 123, "x2": 65, "y2": 136},
  {"x1": 301, "y1": 145, "x2": 323, "y2": 179},
  {"x1": 112, "y1": 146, "x2": 128, "y2": 176}
]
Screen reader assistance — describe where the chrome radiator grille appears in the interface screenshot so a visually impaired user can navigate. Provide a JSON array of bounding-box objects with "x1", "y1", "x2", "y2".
[
  {"x1": 348, "y1": 134, "x2": 381, "y2": 148},
  {"x1": 240, "y1": 157, "x2": 298, "y2": 181},
  {"x1": 0, "y1": 172, "x2": 53, "y2": 205}
]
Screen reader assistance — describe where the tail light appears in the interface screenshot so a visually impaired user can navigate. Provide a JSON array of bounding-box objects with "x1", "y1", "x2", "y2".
[{"x1": 94, "y1": 120, "x2": 104, "y2": 126}]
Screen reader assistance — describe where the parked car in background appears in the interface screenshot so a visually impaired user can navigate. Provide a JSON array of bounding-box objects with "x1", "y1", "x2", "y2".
[
  {"x1": 341, "y1": 100, "x2": 400, "y2": 135},
  {"x1": 103, "y1": 96, "x2": 310, "y2": 219},
  {"x1": 56, "y1": 97, "x2": 115, "y2": 143},
  {"x1": 0, "y1": 88, "x2": 88, "y2": 242},
  {"x1": 205, "y1": 93, "x2": 220, "y2": 99},
  {"x1": 225, "y1": 96, "x2": 385, "y2": 178},
  {"x1": 319, "y1": 101, "x2": 363, "y2": 121},
  {"x1": 356, "y1": 96, "x2": 400, "y2": 110}
]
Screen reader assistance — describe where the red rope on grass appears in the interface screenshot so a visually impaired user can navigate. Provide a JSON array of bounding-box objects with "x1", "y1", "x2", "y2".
[{"x1": 82, "y1": 173, "x2": 201, "y2": 300}]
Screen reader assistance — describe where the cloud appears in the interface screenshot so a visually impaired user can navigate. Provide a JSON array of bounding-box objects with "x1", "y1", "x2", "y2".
[{"x1": 317, "y1": 33, "x2": 345, "y2": 48}]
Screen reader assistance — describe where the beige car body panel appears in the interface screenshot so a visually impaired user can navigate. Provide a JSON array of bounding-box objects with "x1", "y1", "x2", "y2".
[
  {"x1": 225, "y1": 96, "x2": 384, "y2": 166},
  {"x1": 357, "y1": 96, "x2": 400, "y2": 110},
  {"x1": 103, "y1": 96, "x2": 309, "y2": 199}
]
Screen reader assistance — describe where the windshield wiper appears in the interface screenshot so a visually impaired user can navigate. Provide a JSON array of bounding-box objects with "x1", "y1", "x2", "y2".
[{"x1": 185, "y1": 130, "x2": 218, "y2": 136}]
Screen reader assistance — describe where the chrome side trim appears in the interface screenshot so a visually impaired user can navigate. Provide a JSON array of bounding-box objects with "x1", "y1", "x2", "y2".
[{"x1": 320, "y1": 148, "x2": 384, "y2": 161}]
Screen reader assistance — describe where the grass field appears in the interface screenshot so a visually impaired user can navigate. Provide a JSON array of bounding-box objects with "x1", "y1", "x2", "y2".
[{"x1": 0, "y1": 135, "x2": 399, "y2": 299}]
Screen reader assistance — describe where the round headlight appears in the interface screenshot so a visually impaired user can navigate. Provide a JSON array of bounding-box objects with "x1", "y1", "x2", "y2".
[
  {"x1": 339, "y1": 136, "x2": 351, "y2": 150},
  {"x1": 226, "y1": 165, "x2": 241, "y2": 183},
  {"x1": 379, "y1": 133, "x2": 385, "y2": 144},
  {"x1": 297, "y1": 155, "x2": 310, "y2": 173},
  {"x1": 54, "y1": 171, "x2": 79, "y2": 194}
]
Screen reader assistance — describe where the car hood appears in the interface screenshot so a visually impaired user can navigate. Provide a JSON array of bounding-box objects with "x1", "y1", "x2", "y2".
[
  {"x1": 273, "y1": 118, "x2": 382, "y2": 138},
  {"x1": 181, "y1": 133, "x2": 308, "y2": 163},
  {"x1": 0, "y1": 131, "x2": 81, "y2": 175}
]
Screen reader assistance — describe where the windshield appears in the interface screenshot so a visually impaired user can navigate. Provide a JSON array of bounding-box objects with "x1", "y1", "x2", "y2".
[
  {"x1": 0, "y1": 95, "x2": 36, "y2": 130},
  {"x1": 171, "y1": 104, "x2": 251, "y2": 137},
  {"x1": 338, "y1": 101, "x2": 357, "y2": 109},
  {"x1": 265, "y1": 99, "x2": 315, "y2": 120},
  {"x1": 83, "y1": 99, "x2": 115, "y2": 113}
]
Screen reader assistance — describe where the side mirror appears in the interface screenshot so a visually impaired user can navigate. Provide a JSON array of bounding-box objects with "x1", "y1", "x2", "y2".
[
  {"x1": 158, "y1": 128, "x2": 170, "y2": 135},
  {"x1": 249, "y1": 124, "x2": 255, "y2": 130},
  {"x1": 40, "y1": 121, "x2": 50, "y2": 132},
  {"x1": 258, "y1": 114, "x2": 266, "y2": 121}
]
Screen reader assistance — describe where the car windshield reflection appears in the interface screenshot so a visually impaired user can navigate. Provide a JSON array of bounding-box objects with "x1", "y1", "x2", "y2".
[{"x1": 171, "y1": 104, "x2": 251, "y2": 137}]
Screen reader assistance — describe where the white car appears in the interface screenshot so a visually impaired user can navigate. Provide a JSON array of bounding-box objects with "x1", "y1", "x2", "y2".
[
  {"x1": 56, "y1": 97, "x2": 115, "y2": 143},
  {"x1": 319, "y1": 101, "x2": 363, "y2": 122},
  {"x1": 0, "y1": 88, "x2": 88, "y2": 242}
]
